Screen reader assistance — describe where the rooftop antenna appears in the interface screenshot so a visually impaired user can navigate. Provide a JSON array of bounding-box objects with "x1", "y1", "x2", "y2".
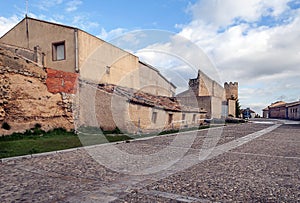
[{"x1": 25, "y1": 0, "x2": 28, "y2": 17}]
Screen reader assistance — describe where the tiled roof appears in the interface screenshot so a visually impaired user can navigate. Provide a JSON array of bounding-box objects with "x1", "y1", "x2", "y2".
[
  {"x1": 286, "y1": 101, "x2": 300, "y2": 107},
  {"x1": 269, "y1": 101, "x2": 286, "y2": 108},
  {"x1": 94, "y1": 83, "x2": 205, "y2": 113}
]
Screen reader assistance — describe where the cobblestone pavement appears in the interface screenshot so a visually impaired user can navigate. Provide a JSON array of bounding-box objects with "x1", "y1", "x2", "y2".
[{"x1": 0, "y1": 121, "x2": 299, "y2": 202}]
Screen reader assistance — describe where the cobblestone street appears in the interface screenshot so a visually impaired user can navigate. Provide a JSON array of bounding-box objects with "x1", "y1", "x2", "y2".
[{"x1": 1, "y1": 120, "x2": 299, "y2": 202}]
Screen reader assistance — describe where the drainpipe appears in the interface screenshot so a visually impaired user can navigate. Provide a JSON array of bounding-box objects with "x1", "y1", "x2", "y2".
[
  {"x1": 74, "y1": 29, "x2": 79, "y2": 73},
  {"x1": 25, "y1": 15, "x2": 29, "y2": 49}
]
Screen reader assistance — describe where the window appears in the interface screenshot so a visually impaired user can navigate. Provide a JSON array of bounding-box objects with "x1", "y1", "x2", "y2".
[
  {"x1": 151, "y1": 112, "x2": 157, "y2": 124},
  {"x1": 52, "y1": 41, "x2": 65, "y2": 61},
  {"x1": 182, "y1": 114, "x2": 186, "y2": 124},
  {"x1": 192, "y1": 114, "x2": 196, "y2": 123},
  {"x1": 106, "y1": 66, "x2": 111, "y2": 74},
  {"x1": 168, "y1": 114, "x2": 173, "y2": 124}
]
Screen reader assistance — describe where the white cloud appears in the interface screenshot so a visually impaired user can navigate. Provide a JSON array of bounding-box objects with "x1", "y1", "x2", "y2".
[
  {"x1": 66, "y1": 0, "x2": 82, "y2": 12},
  {"x1": 98, "y1": 27, "x2": 128, "y2": 41},
  {"x1": 187, "y1": 0, "x2": 289, "y2": 28},
  {"x1": 71, "y1": 15, "x2": 99, "y2": 30},
  {"x1": 178, "y1": 0, "x2": 300, "y2": 113},
  {"x1": 36, "y1": 0, "x2": 64, "y2": 11},
  {"x1": 0, "y1": 16, "x2": 20, "y2": 37}
]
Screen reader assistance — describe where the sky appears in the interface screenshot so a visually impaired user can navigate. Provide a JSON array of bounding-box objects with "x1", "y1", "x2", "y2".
[{"x1": 0, "y1": 0, "x2": 300, "y2": 115}]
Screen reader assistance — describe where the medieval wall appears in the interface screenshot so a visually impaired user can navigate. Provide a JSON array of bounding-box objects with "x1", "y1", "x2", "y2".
[
  {"x1": 188, "y1": 71, "x2": 225, "y2": 100},
  {"x1": 228, "y1": 99, "x2": 236, "y2": 117},
  {"x1": 224, "y1": 82, "x2": 238, "y2": 100},
  {"x1": 0, "y1": 48, "x2": 75, "y2": 135}
]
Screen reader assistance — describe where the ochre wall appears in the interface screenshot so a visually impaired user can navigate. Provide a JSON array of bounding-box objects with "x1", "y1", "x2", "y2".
[
  {"x1": 138, "y1": 62, "x2": 175, "y2": 97},
  {"x1": 228, "y1": 99, "x2": 236, "y2": 117},
  {"x1": 0, "y1": 18, "x2": 76, "y2": 73},
  {"x1": 224, "y1": 82, "x2": 238, "y2": 100},
  {"x1": 79, "y1": 38, "x2": 139, "y2": 88}
]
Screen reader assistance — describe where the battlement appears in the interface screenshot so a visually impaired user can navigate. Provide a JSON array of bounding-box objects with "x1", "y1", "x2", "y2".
[
  {"x1": 224, "y1": 82, "x2": 238, "y2": 100},
  {"x1": 224, "y1": 82, "x2": 238, "y2": 87}
]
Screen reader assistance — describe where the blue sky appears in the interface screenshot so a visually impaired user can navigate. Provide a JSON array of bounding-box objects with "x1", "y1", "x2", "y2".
[
  {"x1": 0, "y1": 0, "x2": 195, "y2": 34},
  {"x1": 0, "y1": 0, "x2": 300, "y2": 114}
]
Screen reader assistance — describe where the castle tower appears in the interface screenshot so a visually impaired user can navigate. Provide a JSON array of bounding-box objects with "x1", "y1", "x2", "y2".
[
  {"x1": 224, "y1": 82, "x2": 238, "y2": 100},
  {"x1": 188, "y1": 70, "x2": 213, "y2": 97}
]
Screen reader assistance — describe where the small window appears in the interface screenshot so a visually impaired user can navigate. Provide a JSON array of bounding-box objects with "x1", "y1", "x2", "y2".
[
  {"x1": 168, "y1": 114, "x2": 173, "y2": 124},
  {"x1": 182, "y1": 114, "x2": 186, "y2": 124},
  {"x1": 106, "y1": 66, "x2": 111, "y2": 74},
  {"x1": 151, "y1": 112, "x2": 157, "y2": 124},
  {"x1": 192, "y1": 114, "x2": 196, "y2": 123},
  {"x1": 52, "y1": 41, "x2": 65, "y2": 61}
]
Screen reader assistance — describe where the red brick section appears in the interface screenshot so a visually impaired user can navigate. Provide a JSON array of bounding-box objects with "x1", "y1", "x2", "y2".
[{"x1": 46, "y1": 68, "x2": 78, "y2": 94}]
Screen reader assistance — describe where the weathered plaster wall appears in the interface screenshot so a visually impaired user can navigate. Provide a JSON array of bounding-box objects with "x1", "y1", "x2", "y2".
[
  {"x1": 79, "y1": 39, "x2": 139, "y2": 88},
  {"x1": 138, "y1": 62, "x2": 175, "y2": 97},
  {"x1": 0, "y1": 18, "x2": 76, "y2": 73}
]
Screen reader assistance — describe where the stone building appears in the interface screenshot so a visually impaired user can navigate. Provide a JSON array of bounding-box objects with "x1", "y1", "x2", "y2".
[
  {"x1": 0, "y1": 16, "x2": 175, "y2": 97},
  {"x1": 263, "y1": 101, "x2": 286, "y2": 119},
  {"x1": 79, "y1": 81, "x2": 206, "y2": 134},
  {"x1": 0, "y1": 17, "x2": 207, "y2": 134},
  {"x1": 262, "y1": 107, "x2": 269, "y2": 118},
  {"x1": 287, "y1": 101, "x2": 300, "y2": 120},
  {"x1": 176, "y1": 70, "x2": 238, "y2": 119},
  {"x1": 262, "y1": 100, "x2": 300, "y2": 120}
]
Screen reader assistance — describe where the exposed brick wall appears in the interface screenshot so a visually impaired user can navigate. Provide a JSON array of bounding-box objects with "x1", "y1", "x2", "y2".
[{"x1": 46, "y1": 68, "x2": 78, "y2": 94}]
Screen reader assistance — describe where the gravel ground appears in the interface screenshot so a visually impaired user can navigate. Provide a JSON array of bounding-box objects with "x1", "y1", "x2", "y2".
[
  {"x1": 0, "y1": 122, "x2": 299, "y2": 202},
  {"x1": 0, "y1": 150, "x2": 121, "y2": 203}
]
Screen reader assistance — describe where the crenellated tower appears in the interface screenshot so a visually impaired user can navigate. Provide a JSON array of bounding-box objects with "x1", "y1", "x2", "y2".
[{"x1": 224, "y1": 82, "x2": 238, "y2": 100}]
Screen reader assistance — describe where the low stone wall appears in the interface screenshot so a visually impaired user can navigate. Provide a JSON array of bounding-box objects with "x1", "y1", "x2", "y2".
[{"x1": 0, "y1": 43, "x2": 44, "y2": 67}]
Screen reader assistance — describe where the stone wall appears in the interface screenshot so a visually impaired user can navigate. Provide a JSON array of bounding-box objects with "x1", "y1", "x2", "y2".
[
  {"x1": 269, "y1": 105, "x2": 287, "y2": 119},
  {"x1": 228, "y1": 99, "x2": 236, "y2": 117},
  {"x1": 0, "y1": 48, "x2": 74, "y2": 135},
  {"x1": 0, "y1": 43, "x2": 44, "y2": 67},
  {"x1": 224, "y1": 82, "x2": 238, "y2": 100}
]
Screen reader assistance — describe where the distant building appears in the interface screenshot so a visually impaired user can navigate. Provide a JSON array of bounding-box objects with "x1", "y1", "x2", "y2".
[
  {"x1": 262, "y1": 100, "x2": 300, "y2": 120},
  {"x1": 241, "y1": 108, "x2": 255, "y2": 119},
  {"x1": 176, "y1": 70, "x2": 238, "y2": 119},
  {"x1": 286, "y1": 101, "x2": 300, "y2": 120},
  {"x1": 262, "y1": 107, "x2": 269, "y2": 118}
]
